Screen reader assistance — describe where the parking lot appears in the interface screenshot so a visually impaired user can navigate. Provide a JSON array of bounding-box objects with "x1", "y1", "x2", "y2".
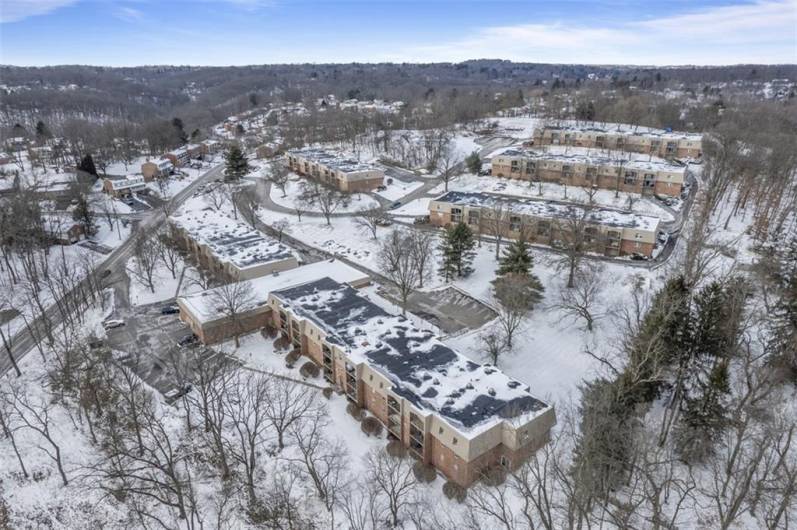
[{"x1": 379, "y1": 285, "x2": 497, "y2": 335}]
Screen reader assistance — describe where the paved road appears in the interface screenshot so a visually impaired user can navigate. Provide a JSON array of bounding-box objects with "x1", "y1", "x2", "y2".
[{"x1": 0, "y1": 164, "x2": 225, "y2": 377}]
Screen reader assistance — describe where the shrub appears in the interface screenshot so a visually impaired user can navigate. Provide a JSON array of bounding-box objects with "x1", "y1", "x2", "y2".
[
  {"x1": 412, "y1": 461, "x2": 437, "y2": 483},
  {"x1": 346, "y1": 402, "x2": 364, "y2": 421},
  {"x1": 322, "y1": 387, "x2": 334, "y2": 399},
  {"x1": 361, "y1": 417, "x2": 383, "y2": 437},
  {"x1": 261, "y1": 325, "x2": 278, "y2": 339},
  {"x1": 299, "y1": 361, "x2": 320, "y2": 378},
  {"x1": 274, "y1": 336, "x2": 290, "y2": 351},
  {"x1": 443, "y1": 481, "x2": 467, "y2": 503},
  {"x1": 285, "y1": 350, "x2": 301, "y2": 367},
  {"x1": 386, "y1": 440, "x2": 407, "y2": 458}
]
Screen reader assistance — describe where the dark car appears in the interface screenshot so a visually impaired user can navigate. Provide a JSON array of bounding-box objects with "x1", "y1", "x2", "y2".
[
  {"x1": 178, "y1": 333, "x2": 198, "y2": 346},
  {"x1": 629, "y1": 253, "x2": 649, "y2": 261},
  {"x1": 101, "y1": 269, "x2": 113, "y2": 279},
  {"x1": 376, "y1": 185, "x2": 387, "y2": 192},
  {"x1": 160, "y1": 305, "x2": 180, "y2": 315},
  {"x1": 390, "y1": 201, "x2": 402, "y2": 209}
]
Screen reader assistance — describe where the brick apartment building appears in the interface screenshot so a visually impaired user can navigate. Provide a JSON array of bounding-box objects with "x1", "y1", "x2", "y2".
[
  {"x1": 177, "y1": 260, "x2": 371, "y2": 344},
  {"x1": 532, "y1": 123, "x2": 703, "y2": 159},
  {"x1": 491, "y1": 148, "x2": 687, "y2": 197},
  {"x1": 169, "y1": 207, "x2": 299, "y2": 282},
  {"x1": 141, "y1": 159, "x2": 175, "y2": 181},
  {"x1": 102, "y1": 175, "x2": 146, "y2": 197},
  {"x1": 430, "y1": 191, "x2": 660, "y2": 258},
  {"x1": 285, "y1": 148, "x2": 384, "y2": 192}
]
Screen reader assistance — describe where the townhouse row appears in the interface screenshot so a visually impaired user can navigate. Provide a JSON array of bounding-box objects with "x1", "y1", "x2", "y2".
[
  {"x1": 429, "y1": 191, "x2": 661, "y2": 258},
  {"x1": 532, "y1": 123, "x2": 703, "y2": 159},
  {"x1": 285, "y1": 147, "x2": 384, "y2": 192},
  {"x1": 491, "y1": 148, "x2": 687, "y2": 197},
  {"x1": 176, "y1": 262, "x2": 555, "y2": 486}
]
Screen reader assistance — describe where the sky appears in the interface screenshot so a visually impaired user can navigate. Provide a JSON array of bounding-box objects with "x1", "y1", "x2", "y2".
[{"x1": 0, "y1": 0, "x2": 795, "y2": 66}]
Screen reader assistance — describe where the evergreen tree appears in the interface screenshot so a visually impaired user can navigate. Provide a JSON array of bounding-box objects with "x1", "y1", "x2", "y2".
[
  {"x1": 72, "y1": 195, "x2": 95, "y2": 235},
  {"x1": 496, "y1": 237, "x2": 533, "y2": 277},
  {"x1": 78, "y1": 154, "x2": 98, "y2": 177},
  {"x1": 465, "y1": 151, "x2": 481, "y2": 174},
  {"x1": 172, "y1": 117, "x2": 188, "y2": 144},
  {"x1": 35, "y1": 120, "x2": 51, "y2": 143},
  {"x1": 439, "y1": 223, "x2": 475, "y2": 281},
  {"x1": 223, "y1": 144, "x2": 251, "y2": 182}
]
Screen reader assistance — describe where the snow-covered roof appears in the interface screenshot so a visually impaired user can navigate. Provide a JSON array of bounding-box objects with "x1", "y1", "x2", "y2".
[
  {"x1": 169, "y1": 207, "x2": 297, "y2": 271},
  {"x1": 434, "y1": 191, "x2": 660, "y2": 233},
  {"x1": 287, "y1": 147, "x2": 380, "y2": 174},
  {"x1": 178, "y1": 259, "x2": 370, "y2": 325},
  {"x1": 274, "y1": 277, "x2": 550, "y2": 436},
  {"x1": 105, "y1": 175, "x2": 146, "y2": 190},
  {"x1": 538, "y1": 121, "x2": 702, "y2": 141},
  {"x1": 496, "y1": 148, "x2": 685, "y2": 174}
]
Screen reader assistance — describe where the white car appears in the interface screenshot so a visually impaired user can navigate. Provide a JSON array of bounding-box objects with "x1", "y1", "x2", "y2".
[{"x1": 103, "y1": 319, "x2": 125, "y2": 330}]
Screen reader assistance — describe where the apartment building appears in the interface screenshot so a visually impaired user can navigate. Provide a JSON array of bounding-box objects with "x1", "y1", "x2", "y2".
[
  {"x1": 491, "y1": 148, "x2": 687, "y2": 197},
  {"x1": 177, "y1": 259, "x2": 370, "y2": 344},
  {"x1": 102, "y1": 175, "x2": 146, "y2": 197},
  {"x1": 532, "y1": 123, "x2": 703, "y2": 159},
  {"x1": 141, "y1": 159, "x2": 175, "y2": 181},
  {"x1": 285, "y1": 148, "x2": 384, "y2": 192},
  {"x1": 268, "y1": 276, "x2": 555, "y2": 486},
  {"x1": 430, "y1": 191, "x2": 660, "y2": 258},
  {"x1": 169, "y1": 207, "x2": 299, "y2": 282}
]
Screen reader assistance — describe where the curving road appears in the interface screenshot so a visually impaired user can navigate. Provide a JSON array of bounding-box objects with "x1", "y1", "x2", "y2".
[{"x1": 0, "y1": 164, "x2": 225, "y2": 378}]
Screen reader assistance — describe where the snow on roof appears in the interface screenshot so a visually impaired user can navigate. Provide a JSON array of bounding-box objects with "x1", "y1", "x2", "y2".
[
  {"x1": 538, "y1": 121, "x2": 702, "y2": 141},
  {"x1": 287, "y1": 147, "x2": 380, "y2": 174},
  {"x1": 169, "y1": 207, "x2": 297, "y2": 271},
  {"x1": 273, "y1": 277, "x2": 550, "y2": 436},
  {"x1": 178, "y1": 259, "x2": 370, "y2": 325},
  {"x1": 496, "y1": 148, "x2": 686, "y2": 174},
  {"x1": 434, "y1": 191, "x2": 660, "y2": 233}
]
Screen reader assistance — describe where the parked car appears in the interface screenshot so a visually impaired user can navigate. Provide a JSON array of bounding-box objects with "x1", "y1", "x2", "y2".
[
  {"x1": 178, "y1": 333, "x2": 198, "y2": 346},
  {"x1": 103, "y1": 319, "x2": 125, "y2": 330},
  {"x1": 657, "y1": 231, "x2": 669, "y2": 244},
  {"x1": 165, "y1": 384, "x2": 192, "y2": 401},
  {"x1": 629, "y1": 253, "x2": 649, "y2": 261},
  {"x1": 390, "y1": 201, "x2": 402, "y2": 209},
  {"x1": 160, "y1": 305, "x2": 180, "y2": 315},
  {"x1": 101, "y1": 269, "x2": 112, "y2": 279},
  {"x1": 413, "y1": 215, "x2": 430, "y2": 225},
  {"x1": 376, "y1": 185, "x2": 387, "y2": 192},
  {"x1": 375, "y1": 217, "x2": 393, "y2": 227}
]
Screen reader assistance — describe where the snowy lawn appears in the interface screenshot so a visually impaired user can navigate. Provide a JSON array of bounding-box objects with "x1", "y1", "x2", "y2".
[
  {"x1": 128, "y1": 258, "x2": 192, "y2": 306},
  {"x1": 270, "y1": 176, "x2": 380, "y2": 212},
  {"x1": 373, "y1": 178, "x2": 424, "y2": 201},
  {"x1": 389, "y1": 197, "x2": 432, "y2": 217}
]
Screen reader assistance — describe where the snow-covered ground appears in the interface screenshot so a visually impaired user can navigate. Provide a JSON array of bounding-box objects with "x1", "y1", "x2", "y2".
[
  {"x1": 104, "y1": 155, "x2": 151, "y2": 176},
  {"x1": 373, "y1": 178, "x2": 424, "y2": 201},
  {"x1": 389, "y1": 197, "x2": 432, "y2": 217},
  {"x1": 269, "y1": 177, "x2": 380, "y2": 212}
]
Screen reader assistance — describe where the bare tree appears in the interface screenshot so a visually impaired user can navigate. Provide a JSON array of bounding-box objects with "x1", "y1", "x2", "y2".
[
  {"x1": 554, "y1": 264, "x2": 603, "y2": 331},
  {"x1": 128, "y1": 232, "x2": 160, "y2": 293},
  {"x1": 437, "y1": 141, "x2": 462, "y2": 192},
  {"x1": 365, "y1": 448, "x2": 419, "y2": 528},
  {"x1": 266, "y1": 162, "x2": 291, "y2": 198},
  {"x1": 157, "y1": 231, "x2": 183, "y2": 280},
  {"x1": 409, "y1": 230, "x2": 435, "y2": 288},
  {"x1": 285, "y1": 403, "x2": 350, "y2": 521},
  {"x1": 492, "y1": 272, "x2": 543, "y2": 348},
  {"x1": 299, "y1": 180, "x2": 350, "y2": 225},
  {"x1": 205, "y1": 183, "x2": 228, "y2": 211},
  {"x1": 480, "y1": 326, "x2": 509, "y2": 366},
  {"x1": 354, "y1": 207, "x2": 384, "y2": 240},
  {"x1": 486, "y1": 202, "x2": 511, "y2": 260},
  {"x1": 208, "y1": 280, "x2": 256, "y2": 348},
  {"x1": 379, "y1": 229, "x2": 419, "y2": 315},
  {"x1": 6, "y1": 384, "x2": 68, "y2": 486},
  {"x1": 556, "y1": 204, "x2": 590, "y2": 288},
  {"x1": 0, "y1": 386, "x2": 28, "y2": 478},
  {"x1": 237, "y1": 185, "x2": 260, "y2": 229},
  {"x1": 272, "y1": 218, "x2": 290, "y2": 241},
  {"x1": 263, "y1": 376, "x2": 319, "y2": 452}
]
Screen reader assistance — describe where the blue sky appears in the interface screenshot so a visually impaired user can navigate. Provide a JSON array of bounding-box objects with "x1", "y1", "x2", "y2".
[{"x1": 1, "y1": 0, "x2": 795, "y2": 66}]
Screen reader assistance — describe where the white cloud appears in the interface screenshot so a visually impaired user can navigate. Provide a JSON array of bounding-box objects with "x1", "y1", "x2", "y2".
[
  {"x1": 114, "y1": 6, "x2": 143, "y2": 22},
  {"x1": 386, "y1": 0, "x2": 797, "y2": 65},
  {"x1": 1, "y1": 0, "x2": 79, "y2": 23}
]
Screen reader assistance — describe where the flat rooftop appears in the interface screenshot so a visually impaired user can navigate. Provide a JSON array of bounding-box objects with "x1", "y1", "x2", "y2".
[
  {"x1": 496, "y1": 148, "x2": 686, "y2": 174},
  {"x1": 178, "y1": 259, "x2": 370, "y2": 325},
  {"x1": 538, "y1": 121, "x2": 702, "y2": 141},
  {"x1": 169, "y1": 207, "x2": 297, "y2": 271},
  {"x1": 287, "y1": 147, "x2": 379, "y2": 174},
  {"x1": 433, "y1": 191, "x2": 660, "y2": 232},
  {"x1": 273, "y1": 277, "x2": 550, "y2": 436}
]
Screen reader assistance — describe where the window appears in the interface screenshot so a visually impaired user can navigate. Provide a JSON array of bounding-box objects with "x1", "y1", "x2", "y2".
[
  {"x1": 624, "y1": 172, "x2": 637, "y2": 185},
  {"x1": 438, "y1": 427, "x2": 444, "y2": 435},
  {"x1": 452, "y1": 437, "x2": 458, "y2": 445},
  {"x1": 369, "y1": 374, "x2": 373, "y2": 381},
  {"x1": 509, "y1": 216, "x2": 521, "y2": 232},
  {"x1": 500, "y1": 456, "x2": 509, "y2": 468},
  {"x1": 467, "y1": 211, "x2": 480, "y2": 225}
]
